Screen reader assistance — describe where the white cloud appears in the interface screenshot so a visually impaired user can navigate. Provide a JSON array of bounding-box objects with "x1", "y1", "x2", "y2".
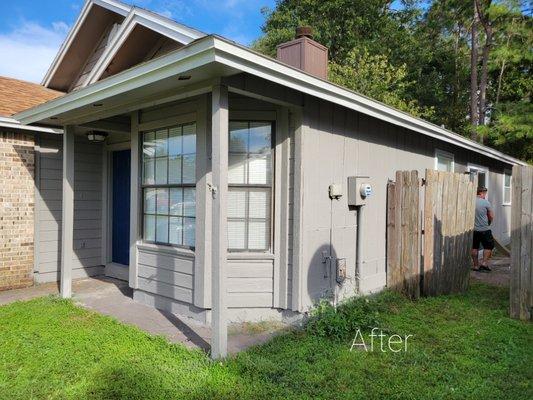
[{"x1": 0, "y1": 21, "x2": 69, "y2": 83}]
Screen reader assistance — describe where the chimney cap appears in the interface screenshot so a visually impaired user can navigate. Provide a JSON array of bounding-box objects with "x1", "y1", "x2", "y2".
[{"x1": 296, "y1": 26, "x2": 313, "y2": 39}]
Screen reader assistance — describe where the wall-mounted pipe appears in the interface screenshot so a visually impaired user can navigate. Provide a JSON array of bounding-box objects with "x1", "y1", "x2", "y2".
[{"x1": 355, "y1": 205, "x2": 364, "y2": 294}]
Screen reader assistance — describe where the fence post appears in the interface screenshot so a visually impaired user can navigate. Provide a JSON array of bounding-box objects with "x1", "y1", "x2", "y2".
[{"x1": 510, "y1": 165, "x2": 532, "y2": 321}]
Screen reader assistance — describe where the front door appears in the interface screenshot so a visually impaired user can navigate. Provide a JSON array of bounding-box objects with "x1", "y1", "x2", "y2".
[{"x1": 112, "y1": 150, "x2": 131, "y2": 265}]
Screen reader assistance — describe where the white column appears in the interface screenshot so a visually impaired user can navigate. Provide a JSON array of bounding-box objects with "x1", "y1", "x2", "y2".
[
  {"x1": 60, "y1": 126, "x2": 75, "y2": 298},
  {"x1": 211, "y1": 84, "x2": 229, "y2": 359}
]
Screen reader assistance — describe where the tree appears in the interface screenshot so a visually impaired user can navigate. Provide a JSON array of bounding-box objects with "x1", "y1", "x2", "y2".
[
  {"x1": 329, "y1": 48, "x2": 434, "y2": 118},
  {"x1": 254, "y1": 0, "x2": 532, "y2": 162}
]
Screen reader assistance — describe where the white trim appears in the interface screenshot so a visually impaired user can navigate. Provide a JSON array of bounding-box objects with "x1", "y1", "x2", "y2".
[
  {"x1": 434, "y1": 148, "x2": 455, "y2": 172},
  {"x1": 468, "y1": 163, "x2": 490, "y2": 190},
  {"x1": 15, "y1": 38, "x2": 215, "y2": 124},
  {"x1": 19, "y1": 35, "x2": 526, "y2": 167},
  {"x1": 43, "y1": 0, "x2": 204, "y2": 88},
  {"x1": 42, "y1": 0, "x2": 131, "y2": 86},
  {"x1": 502, "y1": 168, "x2": 512, "y2": 206},
  {"x1": 0, "y1": 117, "x2": 62, "y2": 134}
]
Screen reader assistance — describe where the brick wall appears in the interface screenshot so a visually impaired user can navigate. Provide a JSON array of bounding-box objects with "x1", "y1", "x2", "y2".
[{"x1": 0, "y1": 131, "x2": 35, "y2": 291}]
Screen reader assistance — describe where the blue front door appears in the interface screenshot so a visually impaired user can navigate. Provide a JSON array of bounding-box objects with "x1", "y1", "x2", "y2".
[{"x1": 112, "y1": 150, "x2": 131, "y2": 265}]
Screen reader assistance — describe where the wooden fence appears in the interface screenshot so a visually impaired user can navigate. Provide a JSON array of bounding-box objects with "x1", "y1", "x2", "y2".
[
  {"x1": 387, "y1": 169, "x2": 477, "y2": 299},
  {"x1": 423, "y1": 170, "x2": 477, "y2": 296},
  {"x1": 510, "y1": 164, "x2": 532, "y2": 321},
  {"x1": 387, "y1": 171, "x2": 420, "y2": 298}
]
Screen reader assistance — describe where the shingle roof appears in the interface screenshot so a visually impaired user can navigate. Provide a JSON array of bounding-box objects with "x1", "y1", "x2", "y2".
[{"x1": 0, "y1": 76, "x2": 64, "y2": 117}]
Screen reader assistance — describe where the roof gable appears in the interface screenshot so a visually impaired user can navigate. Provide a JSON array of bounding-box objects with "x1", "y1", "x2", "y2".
[{"x1": 43, "y1": 0, "x2": 204, "y2": 92}]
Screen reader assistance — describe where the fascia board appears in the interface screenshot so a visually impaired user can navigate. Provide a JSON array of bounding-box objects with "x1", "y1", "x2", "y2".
[
  {"x1": 41, "y1": 1, "x2": 94, "y2": 86},
  {"x1": 42, "y1": 0, "x2": 131, "y2": 87},
  {"x1": 212, "y1": 38, "x2": 527, "y2": 166},
  {"x1": 15, "y1": 37, "x2": 217, "y2": 125},
  {"x1": 132, "y1": 8, "x2": 204, "y2": 42},
  {"x1": 0, "y1": 117, "x2": 62, "y2": 134},
  {"x1": 85, "y1": 9, "x2": 205, "y2": 88}
]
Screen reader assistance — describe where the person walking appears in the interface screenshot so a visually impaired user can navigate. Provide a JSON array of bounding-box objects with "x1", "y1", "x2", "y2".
[{"x1": 471, "y1": 187, "x2": 495, "y2": 272}]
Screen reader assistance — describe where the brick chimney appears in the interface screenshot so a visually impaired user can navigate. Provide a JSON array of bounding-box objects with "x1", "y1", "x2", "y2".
[{"x1": 276, "y1": 27, "x2": 328, "y2": 80}]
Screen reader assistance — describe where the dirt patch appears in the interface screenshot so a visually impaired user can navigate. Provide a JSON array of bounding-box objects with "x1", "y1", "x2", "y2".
[{"x1": 470, "y1": 257, "x2": 510, "y2": 287}]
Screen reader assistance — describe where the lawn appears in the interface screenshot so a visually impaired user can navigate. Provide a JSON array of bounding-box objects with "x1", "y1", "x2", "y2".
[{"x1": 0, "y1": 283, "x2": 531, "y2": 400}]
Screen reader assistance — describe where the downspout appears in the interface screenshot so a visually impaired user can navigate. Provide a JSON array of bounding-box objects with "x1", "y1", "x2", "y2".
[{"x1": 355, "y1": 205, "x2": 364, "y2": 294}]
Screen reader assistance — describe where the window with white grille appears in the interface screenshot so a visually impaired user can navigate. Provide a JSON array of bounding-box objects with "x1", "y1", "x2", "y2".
[{"x1": 228, "y1": 121, "x2": 273, "y2": 251}]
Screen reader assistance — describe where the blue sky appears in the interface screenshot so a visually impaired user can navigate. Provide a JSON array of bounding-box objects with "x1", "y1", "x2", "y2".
[{"x1": 0, "y1": 0, "x2": 276, "y2": 83}]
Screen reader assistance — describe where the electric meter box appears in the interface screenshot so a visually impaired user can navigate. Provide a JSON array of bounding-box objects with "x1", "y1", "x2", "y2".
[{"x1": 348, "y1": 176, "x2": 372, "y2": 206}]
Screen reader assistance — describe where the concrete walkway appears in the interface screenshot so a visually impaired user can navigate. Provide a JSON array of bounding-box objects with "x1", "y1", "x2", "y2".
[{"x1": 0, "y1": 276, "x2": 282, "y2": 355}]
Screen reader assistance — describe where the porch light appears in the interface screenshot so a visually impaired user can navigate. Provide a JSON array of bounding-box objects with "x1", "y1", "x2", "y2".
[{"x1": 86, "y1": 131, "x2": 108, "y2": 143}]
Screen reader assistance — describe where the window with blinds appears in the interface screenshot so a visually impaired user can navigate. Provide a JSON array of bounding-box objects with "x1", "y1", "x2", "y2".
[
  {"x1": 435, "y1": 149, "x2": 454, "y2": 172},
  {"x1": 228, "y1": 121, "x2": 273, "y2": 251},
  {"x1": 142, "y1": 123, "x2": 196, "y2": 248}
]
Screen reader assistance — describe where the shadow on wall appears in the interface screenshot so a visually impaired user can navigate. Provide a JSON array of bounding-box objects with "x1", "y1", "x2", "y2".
[
  {"x1": 35, "y1": 133, "x2": 104, "y2": 285},
  {"x1": 386, "y1": 217, "x2": 474, "y2": 299},
  {"x1": 307, "y1": 244, "x2": 340, "y2": 306}
]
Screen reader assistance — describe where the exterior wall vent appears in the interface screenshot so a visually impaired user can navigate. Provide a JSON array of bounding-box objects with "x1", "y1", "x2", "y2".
[{"x1": 276, "y1": 27, "x2": 328, "y2": 80}]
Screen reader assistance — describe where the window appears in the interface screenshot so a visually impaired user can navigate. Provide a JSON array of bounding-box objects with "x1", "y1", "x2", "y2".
[
  {"x1": 228, "y1": 121, "x2": 273, "y2": 251},
  {"x1": 142, "y1": 123, "x2": 196, "y2": 247},
  {"x1": 503, "y1": 169, "x2": 511, "y2": 205},
  {"x1": 435, "y1": 149, "x2": 454, "y2": 172},
  {"x1": 468, "y1": 164, "x2": 489, "y2": 190}
]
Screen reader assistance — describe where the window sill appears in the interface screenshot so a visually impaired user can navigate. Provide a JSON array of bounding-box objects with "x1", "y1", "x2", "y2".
[
  {"x1": 227, "y1": 252, "x2": 275, "y2": 261},
  {"x1": 136, "y1": 242, "x2": 195, "y2": 259}
]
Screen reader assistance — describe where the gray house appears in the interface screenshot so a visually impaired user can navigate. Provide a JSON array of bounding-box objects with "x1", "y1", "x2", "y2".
[{"x1": 14, "y1": 0, "x2": 526, "y2": 357}]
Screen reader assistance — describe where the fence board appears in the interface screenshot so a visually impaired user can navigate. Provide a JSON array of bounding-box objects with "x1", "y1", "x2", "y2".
[
  {"x1": 510, "y1": 165, "x2": 532, "y2": 320},
  {"x1": 388, "y1": 169, "x2": 476, "y2": 298},
  {"x1": 423, "y1": 170, "x2": 476, "y2": 296},
  {"x1": 386, "y1": 171, "x2": 420, "y2": 299}
]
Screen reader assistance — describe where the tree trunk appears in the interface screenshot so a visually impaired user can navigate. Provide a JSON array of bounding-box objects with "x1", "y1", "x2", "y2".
[
  {"x1": 470, "y1": 0, "x2": 479, "y2": 139},
  {"x1": 477, "y1": 0, "x2": 493, "y2": 131}
]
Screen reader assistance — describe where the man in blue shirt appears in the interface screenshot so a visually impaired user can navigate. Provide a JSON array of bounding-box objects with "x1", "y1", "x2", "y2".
[{"x1": 471, "y1": 187, "x2": 495, "y2": 272}]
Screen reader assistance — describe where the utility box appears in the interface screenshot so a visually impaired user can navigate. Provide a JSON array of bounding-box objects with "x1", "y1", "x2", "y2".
[{"x1": 348, "y1": 176, "x2": 372, "y2": 206}]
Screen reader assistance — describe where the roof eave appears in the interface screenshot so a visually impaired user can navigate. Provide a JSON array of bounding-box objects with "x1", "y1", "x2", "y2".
[
  {"x1": 23, "y1": 34, "x2": 526, "y2": 167},
  {"x1": 16, "y1": 36, "x2": 217, "y2": 124}
]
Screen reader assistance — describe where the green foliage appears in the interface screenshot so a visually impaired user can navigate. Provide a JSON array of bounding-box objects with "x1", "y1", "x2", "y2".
[
  {"x1": 255, "y1": 0, "x2": 533, "y2": 162},
  {"x1": 480, "y1": 100, "x2": 533, "y2": 162},
  {"x1": 329, "y1": 48, "x2": 434, "y2": 118},
  {"x1": 0, "y1": 284, "x2": 532, "y2": 399}
]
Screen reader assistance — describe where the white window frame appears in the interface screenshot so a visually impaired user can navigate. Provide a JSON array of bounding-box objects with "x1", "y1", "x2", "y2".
[
  {"x1": 434, "y1": 149, "x2": 455, "y2": 172},
  {"x1": 467, "y1": 163, "x2": 490, "y2": 190},
  {"x1": 227, "y1": 119, "x2": 275, "y2": 253},
  {"x1": 503, "y1": 169, "x2": 512, "y2": 206}
]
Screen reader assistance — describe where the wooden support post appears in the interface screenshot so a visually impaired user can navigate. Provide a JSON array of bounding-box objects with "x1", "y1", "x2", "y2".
[
  {"x1": 129, "y1": 111, "x2": 140, "y2": 289},
  {"x1": 60, "y1": 126, "x2": 75, "y2": 298},
  {"x1": 211, "y1": 84, "x2": 229, "y2": 359}
]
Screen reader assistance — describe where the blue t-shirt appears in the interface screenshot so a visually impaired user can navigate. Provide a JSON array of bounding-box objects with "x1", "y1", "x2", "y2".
[{"x1": 475, "y1": 197, "x2": 493, "y2": 232}]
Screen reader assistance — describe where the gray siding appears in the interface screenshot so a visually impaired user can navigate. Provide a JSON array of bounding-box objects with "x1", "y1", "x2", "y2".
[
  {"x1": 137, "y1": 246, "x2": 194, "y2": 303},
  {"x1": 35, "y1": 134, "x2": 103, "y2": 282},
  {"x1": 296, "y1": 95, "x2": 514, "y2": 310},
  {"x1": 227, "y1": 258, "x2": 274, "y2": 307}
]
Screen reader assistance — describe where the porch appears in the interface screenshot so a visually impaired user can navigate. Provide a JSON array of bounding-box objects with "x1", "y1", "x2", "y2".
[{"x1": 30, "y1": 73, "x2": 303, "y2": 359}]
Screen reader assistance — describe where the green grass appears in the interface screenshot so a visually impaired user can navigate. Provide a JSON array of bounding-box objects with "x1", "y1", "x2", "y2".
[{"x1": 0, "y1": 283, "x2": 531, "y2": 400}]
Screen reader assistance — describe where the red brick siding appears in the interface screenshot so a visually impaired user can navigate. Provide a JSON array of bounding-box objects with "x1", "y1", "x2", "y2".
[{"x1": 0, "y1": 131, "x2": 34, "y2": 291}]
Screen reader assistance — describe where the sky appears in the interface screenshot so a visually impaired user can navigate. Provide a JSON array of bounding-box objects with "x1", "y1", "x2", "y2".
[{"x1": 0, "y1": 0, "x2": 276, "y2": 83}]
